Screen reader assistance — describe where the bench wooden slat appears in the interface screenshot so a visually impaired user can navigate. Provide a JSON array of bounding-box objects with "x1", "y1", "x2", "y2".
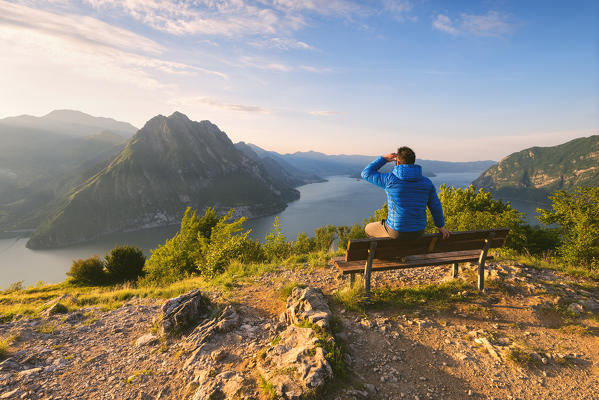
[
  {"x1": 345, "y1": 228, "x2": 508, "y2": 261},
  {"x1": 332, "y1": 251, "x2": 493, "y2": 274}
]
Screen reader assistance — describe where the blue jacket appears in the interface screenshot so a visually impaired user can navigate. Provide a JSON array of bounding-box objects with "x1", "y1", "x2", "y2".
[{"x1": 361, "y1": 156, "x2": 445, "y2": 232}]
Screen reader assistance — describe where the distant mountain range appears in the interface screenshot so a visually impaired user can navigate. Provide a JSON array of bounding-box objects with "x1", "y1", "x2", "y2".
[{"x1": 473, "y1": 135, "x2": 599, "y2": 205}]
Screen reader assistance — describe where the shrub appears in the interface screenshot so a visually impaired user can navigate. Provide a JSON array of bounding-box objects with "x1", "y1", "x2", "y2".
[
  {"x1": 538, "y1": 187, "x2": 599, "y2": 269},
  {"x1": 293, "y1": 232, "x2": 313, "y2": 255},
  {"x1": 105, "y1": 245, "x2": 146, "y2": 283},
  {"x1": 337, "y1": 223, "x2": 367, "y2": 250},
  {"x1": 263, "y1": 217, "x2": 292, "y2": 261},
  {"x1": 313, "y1": 225, "x2": 337, "y2": 252},
  {"x1": 198, "y1": 209, "x2": 252, "y2": 277},
  {"x1": 144, "y1": 207, "x2": 206, "y2": 284},
  {"x1": 67, "y1": 256, "x2": 106, "y2": 285}
]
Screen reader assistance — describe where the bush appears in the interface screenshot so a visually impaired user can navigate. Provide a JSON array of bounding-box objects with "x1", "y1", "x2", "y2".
[
  {"x1": 293, "y1": 232, "x2": 313, "y2": 255},
  {"x1": 263, "y1": 217, "x2": 291, "y2": 261},
  {"x1": 538, "y1": 187, "x2": 599, "y2": 269},
  {"x1": 314, "y1": 225, "x2": 337, "y2": 252},
  {"x1": 337, "y1": 223, "x2": 367, "y2": 250},
  {"x1": 105, "y1": 245, "x2": 146, "y2": 283},
  {"x1": 198, "y1": 209, "x2": 252, "y2": 277},
  {"x1": 67, "y1": 256, "x2": 106, "y2": 285},
  {"x1": 144, "y1": 207, "x2": 206, "y2": 284}
]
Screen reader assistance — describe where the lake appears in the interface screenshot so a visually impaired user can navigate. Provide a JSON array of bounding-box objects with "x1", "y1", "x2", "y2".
[{"x1": 0, "y1": 172, "x2": 541, "y2": 289}]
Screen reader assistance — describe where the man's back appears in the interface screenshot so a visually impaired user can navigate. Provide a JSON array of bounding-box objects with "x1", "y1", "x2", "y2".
[{"x1": 361, "y1": 148, "x2": 449, "y2": 240}]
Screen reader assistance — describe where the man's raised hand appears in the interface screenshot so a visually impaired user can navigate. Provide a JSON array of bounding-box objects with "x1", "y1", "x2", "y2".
[{"x1": 383, "y1": 153, "x2": 397, "y2": 162}]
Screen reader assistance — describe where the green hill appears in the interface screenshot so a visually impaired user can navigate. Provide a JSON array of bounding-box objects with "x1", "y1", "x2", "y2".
[{"x1": 473, "y1": 135, "x2": 599, "y2": 204}]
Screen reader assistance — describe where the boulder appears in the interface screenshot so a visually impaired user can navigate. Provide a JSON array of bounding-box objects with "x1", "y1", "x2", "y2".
[
  {"x1": 192, "y1": 371, "x2": 247, "y2": 400},
  {"x1": 285, "y1": 287, "x2": 331, "y2": 329},
  {"x1": 134, "y1": 334, "x2": 158, "y2": 347},
  {"x1": 258, "y1": 325, "x2": 333, "y2": 399},
  {"x1": 158, "y1": 289, "x2": 212, "y2": 335}
]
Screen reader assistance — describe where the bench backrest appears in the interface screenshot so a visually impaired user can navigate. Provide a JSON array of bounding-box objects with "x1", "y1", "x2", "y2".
[{"x1": 345, "y1": 228, "x2": 510, "y2": 261}]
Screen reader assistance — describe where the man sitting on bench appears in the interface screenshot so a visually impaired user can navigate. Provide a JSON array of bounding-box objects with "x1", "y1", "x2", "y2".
[{"x1": 361, "y1": 146, "x2": 450, "y2": 240}]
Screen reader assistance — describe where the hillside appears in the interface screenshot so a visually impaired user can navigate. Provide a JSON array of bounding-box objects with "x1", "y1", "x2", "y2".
[
  {"x1": 1, "y1": 257, "x2": 597, "y2": 399},
  {"x1": 473, "y1": 135, "x2": 599, "y2": 204},
  {"x1": 26, "y1": 112, "x2": 299, "y2": 249},
  {"x1": 235, "y1": 142, "x2": 325, "y2": 187}
]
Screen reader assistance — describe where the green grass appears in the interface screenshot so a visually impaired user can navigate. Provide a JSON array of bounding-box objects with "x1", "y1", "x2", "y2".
[
  {"x1": 334, "y1": 277, "x2": 367, "y2": 312},
  {"x1": 258, "y1": 375, "x2": 277, "y2": 399},
  {"x1": 0, "y1": 334, "x2": 18, "y2": 359},
  {"x1": 497, "y1": 249, "x2": 599, "y2": 281},
  {"x1": 506, "y1": 346, "x2": 542, "y2": 368},
  {"x1": 370, "y1": 280, "x2": 476, "y2": 310}
]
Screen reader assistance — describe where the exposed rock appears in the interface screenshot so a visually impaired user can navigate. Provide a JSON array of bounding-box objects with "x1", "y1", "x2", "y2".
[
  {"x1": 158, "y1": 289, "x2": 212, "y2": 335},
  {"x1": 259, "y1": 325, "x2": 333, "y2": 399},
  {"x1": 185, "y1": 305, "x2": 239, "y2": 349},
  {"x1": 44, "y1": 302, "x2": 68, "y2": 316},
  {"x1": 285, "y1": 286, "x2": 331, "y2": 329},
  {"x1": 135, "y1": 334, "x2": 158, "y2": 347},
  {"x1": 192, "y1": 370, "x2": 248, "y2": 400}
]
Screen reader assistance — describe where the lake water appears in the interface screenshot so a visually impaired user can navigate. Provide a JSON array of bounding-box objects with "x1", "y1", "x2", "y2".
[{"x1": 0, "y1": 172, "x2": 541, "y2": 289}]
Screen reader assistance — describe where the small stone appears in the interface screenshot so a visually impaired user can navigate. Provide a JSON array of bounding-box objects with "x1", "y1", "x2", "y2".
[
  {"x1": 468, "y1": 390, "x2": 473, "y2": 396},
  {"x1": 567, "y1": 303, "x2": 584, "y2": 315},
  {"x1": 135, "y1": 334, "x2": 158, "y2": 347}
]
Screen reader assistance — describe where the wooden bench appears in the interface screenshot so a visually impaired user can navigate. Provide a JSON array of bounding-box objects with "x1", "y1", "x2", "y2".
[{"x1": 332, "y1": 228, "x2": 510, "y2": 299}]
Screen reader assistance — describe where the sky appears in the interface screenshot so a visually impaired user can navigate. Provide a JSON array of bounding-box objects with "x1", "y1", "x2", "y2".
[{"x1": 0, "y1": 0, "x2": 597, "y2": 161}]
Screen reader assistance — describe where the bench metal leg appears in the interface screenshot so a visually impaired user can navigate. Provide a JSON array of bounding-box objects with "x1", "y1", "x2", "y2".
[
  {"x1": 452, "y1": 263, "x2": 459, "y2": 278},
  {"x1": 477, "y1": 232, "x2": 495, "y2": 291},
  {"x1": 364, "y1": 242, "x2": 377, "y2": 301},
  {"x1": 350, "y1": 273, "x2": 355, "y2": 285}
]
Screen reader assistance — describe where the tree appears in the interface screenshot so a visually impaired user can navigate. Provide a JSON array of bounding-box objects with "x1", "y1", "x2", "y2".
[
  {"x1": 263, "y1": 217, "x2": 291, "y2": 261},
  {"x1": 538, "y1": 187, "x2": 599, "y2": 269}
]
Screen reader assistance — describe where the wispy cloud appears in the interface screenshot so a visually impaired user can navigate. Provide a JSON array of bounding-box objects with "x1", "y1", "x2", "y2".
[
  {"x1": 250, "y1": 37, "x2": 314, "y2": 50},
  {"x1": 173, "y1": 97, "x2": 272, "y2": 114},
  {"x1": 381, "y1": 0, "x2": 414, "y2": 21},
  {"x1": 0, "y1": 1, "x2": 226, "y2": 92},
  {"x1": 433, "y1": 11, "x2": 515, "y2": 37},
  {"x1": 309, "y1": 110, "x2": 342, "y2": 116},
  {"x1": 432, "y1": 14, "x2": 458, "y2": 35}
]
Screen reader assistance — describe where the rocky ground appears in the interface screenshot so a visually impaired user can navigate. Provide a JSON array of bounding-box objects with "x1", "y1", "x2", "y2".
[{"x1": 1, "y1": 260, "x2": 598, "y2": 400}]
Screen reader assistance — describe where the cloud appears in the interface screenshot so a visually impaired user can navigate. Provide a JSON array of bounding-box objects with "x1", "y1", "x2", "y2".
[
  {"x1": 0, "y1": 1, "x2": 226, "y2": 91},
  {"x1": 432, "y1": 14, "x2": 457, "y2": 35},
  {"x1": 461, "y1": 11, "x2": 514, "y2": 37},
  {"x1": 250, "y1": 37, "x2": 314, "y2": 50},
  {"x1": 309, "y1": 110, "x2": 342, "y2": 116},
  {"x1": 173, "y1": 97, "x2": 272, "y2": 114},
  {"x1": 381, "y1": 0, "x2": 413, "y2": 21},
  {"x1": 433, "y1": 11, "x2": 514, "y2": 37}
]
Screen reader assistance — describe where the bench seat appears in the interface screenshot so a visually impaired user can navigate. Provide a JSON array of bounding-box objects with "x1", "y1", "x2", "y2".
[{"x1": 332, "y1": 250, "x2": 494, "y2": 274}]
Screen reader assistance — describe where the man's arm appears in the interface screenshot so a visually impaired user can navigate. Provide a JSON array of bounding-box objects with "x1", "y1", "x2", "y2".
[
  {"x1": 427, "y1": 186, "x2": 450, "y2": 239},
  {"x1": 361, "y1": 154, "x2": 394, "y2": 188}
]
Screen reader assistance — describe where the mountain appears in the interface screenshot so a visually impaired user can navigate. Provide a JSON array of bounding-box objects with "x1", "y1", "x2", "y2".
[
  {"x1": 26, "y1": 112, "x2": 299, "y2": 249},
  {"x1": 0, "y1": 109, "x2": 137, "y2": 138},
  {"x1": 239, "y1": 147, "x2": 495, "y2": 178},
  {"x1": 234, "y1": 142, "x2": 325, "y2": 187},
  {"x1": 473, "y1": 135, "x2": 599, "y2": 204}
]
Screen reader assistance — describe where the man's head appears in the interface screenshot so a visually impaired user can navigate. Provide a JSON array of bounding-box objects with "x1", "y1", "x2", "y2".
[{"x1": 396, "y1": 146, "x2": 416, "y2": 165}]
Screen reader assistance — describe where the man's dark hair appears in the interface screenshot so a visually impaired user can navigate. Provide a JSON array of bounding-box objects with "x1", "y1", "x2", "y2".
[{"x1": 396, "y1": 146, "x2": 416, "y2": 164}]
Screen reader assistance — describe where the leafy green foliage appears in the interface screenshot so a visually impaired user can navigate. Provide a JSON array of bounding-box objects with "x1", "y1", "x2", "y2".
[
  {"x1": 293, "y1": 231, "x2": 313, "y2": 254},
  {"x1": 144, "y1": 208, "x2": 205, "y2": 284},
  {"x1": 105, "y1": 245, "x2": 146, "y2": 283},
  {"x1": 336, "y1": 223, "x2": 368, "y2": 250},
  {"x1": 313, "y1": 225, "x2": 337, "y2": 252},
  {"x1": 538, "y1": 187, "x2": 599, "y2": 269},
  {"x1": 67, "y1": 256, "x2": 107, "y2": 285},
  {"x1": 144, "y1": 207, "x2": 258, "y2": 283},
  {"x1": 428, "y1": 185, "x2": 525, "y2": 248},
  {"x1": 263, "y1": 217, "x2": 292, "y2": 261},
  {"x1": 198, "y1": 209, "x2": 252, "y2": 277}
]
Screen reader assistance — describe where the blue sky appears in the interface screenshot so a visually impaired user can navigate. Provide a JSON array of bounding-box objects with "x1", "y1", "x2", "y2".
[{"x1": 0, "y1": 0, "x2": 597, "y2": 161}]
